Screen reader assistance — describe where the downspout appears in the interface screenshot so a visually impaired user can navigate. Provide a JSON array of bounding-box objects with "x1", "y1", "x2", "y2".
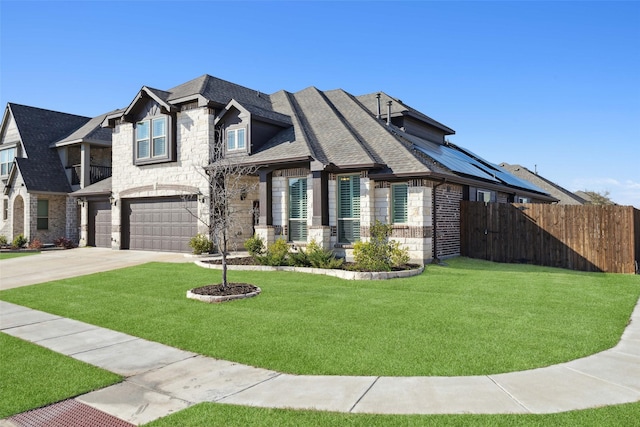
[{"x1": 432, "y1": 179, "x2": 446, "y2": 264}]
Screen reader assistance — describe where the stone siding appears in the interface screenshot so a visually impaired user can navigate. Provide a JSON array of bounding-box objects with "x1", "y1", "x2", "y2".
[
  {"x1": 30, "y1": 194, "x2": 67, "y2": 244},
  {"x1": 110, "y1": 107, "x2": 213, "y2": 248}
]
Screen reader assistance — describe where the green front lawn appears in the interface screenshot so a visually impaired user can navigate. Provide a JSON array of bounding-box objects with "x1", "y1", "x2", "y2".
[
  {"x1": 144, "y1": 401, "x2": 640, "y2": 427},
  {"x1": 1, "y1": 257, "x2": 638, "y2": 377},
  {"x1": 0, "y1": 251, "x2": 39, "y2": 260},
  {"x1": 0, "y1": 333, "x2": 122, "y2": 418}
]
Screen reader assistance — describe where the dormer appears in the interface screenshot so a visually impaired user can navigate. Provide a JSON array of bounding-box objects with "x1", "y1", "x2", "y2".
[
  {"x1": 214, "y1": 99, "x2": 292, "y2": 157},
  {"x1": 118, "y1": 87, "x2": 178, "y2": 165}
]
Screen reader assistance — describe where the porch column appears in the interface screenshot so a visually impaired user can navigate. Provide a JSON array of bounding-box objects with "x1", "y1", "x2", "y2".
[
  {"x1": 78, "y1": 198, "x2": 88, "y2": 247},
  {"x1": 309, "y1": 170, "x2": 331, "y2": 249},
  {"x1": 255, "y1": 170, "x2": 274, "y2": 245},
  {"x1": 80, "y1": 143, "x2": 91, "y2": 188},
  {"x1": 311, "y1": 170, "x2": 328, "y2": 226}
]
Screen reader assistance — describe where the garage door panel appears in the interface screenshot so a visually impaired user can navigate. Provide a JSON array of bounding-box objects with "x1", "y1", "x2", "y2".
[
  {"x1": 88, "y1": 201, "x2": 112, "y2": 248},
  {"x1": 123, "y1": 197, "x2": 197, "y2": 253}
]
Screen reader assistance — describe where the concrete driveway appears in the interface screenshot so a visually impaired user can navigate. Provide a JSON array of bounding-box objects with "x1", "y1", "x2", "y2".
[{"x1": 0, "y1": 247, "x2": 191, "y2": 290}]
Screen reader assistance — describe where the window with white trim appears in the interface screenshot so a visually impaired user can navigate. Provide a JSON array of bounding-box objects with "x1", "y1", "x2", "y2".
[
  {"x1": 135, "y1": 117, "x2": 168, "y2": 163},
  {"x1": 227, "y1": 128, "x2": 246, "y2": 151},
  {"x1": 3, "y1": 199, "x2": 8, "y2": 221},
  {"x1": 477, "y1": 190, "x2": 492, "y2": 202},
  {"x1": 391, "y1": 183, "x2": 408, "y2": 224},
  {"x1": 0, "y1": 147, "x2": 16, "y2": 176},
  {"x1": 288, "y1": 177, "x2": 307, "y2": 242},
  {"x1": 37, "y1": 199, "x2": 48, "y2": 230},
  {"x1": 337, "y1": 174, "x2": 360, "y2": 244}
]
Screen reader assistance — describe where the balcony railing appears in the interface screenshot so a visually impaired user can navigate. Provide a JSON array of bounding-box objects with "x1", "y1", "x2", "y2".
[{"x1": 67, "y1": 164, "x2": 112, "y2": 186}]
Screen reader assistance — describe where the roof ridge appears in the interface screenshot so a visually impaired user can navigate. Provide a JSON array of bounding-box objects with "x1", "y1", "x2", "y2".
[
  {"x1": 285, "y1": 90, "x2": 325, "y2": 164},
  {"x1": 8, "y1": 102, "x2": 90, "y2": 120},
  {"x1": 319, "y1": 89, "x2": 381, "y2": 165}
]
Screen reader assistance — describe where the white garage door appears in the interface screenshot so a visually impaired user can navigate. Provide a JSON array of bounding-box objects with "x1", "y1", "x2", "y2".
[{"x1": 123, "y1": 197, "x2": 198, "y2": 252}]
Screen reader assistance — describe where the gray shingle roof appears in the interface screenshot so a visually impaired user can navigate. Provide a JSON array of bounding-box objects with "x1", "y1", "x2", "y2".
[
  {"x1": 237, "y1": 86, "x2": 447, "y2": 176},
  {"x1": 52, "y1": 111, "x2": 115, "y2": 147},
  {"x1": 167, "y1": 74, "x2": 274, "y2": 111},
  {"x1": 499, "y1": 163, "x2": 585, "y2": 205},
  {"x1": 14, "y1": 157, "x2": 71, "y2": 194},
  {"x1": 357, "y1": 92, "x2": 455, "y2": 135},
  {"x1": 72, "y1": 176, "x2": 112, "y2": 196},
  {"x1": 8, "y1": 103, "x2": 90, "y2": 193}
]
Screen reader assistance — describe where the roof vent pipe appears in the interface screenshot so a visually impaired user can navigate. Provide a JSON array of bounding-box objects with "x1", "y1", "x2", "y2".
[
  {"x1": 386, "y1": 101, "x2": 393, "y2": 126},
  {"x1": 376, "y1": 93, "x2": 382, "y2": 119}
]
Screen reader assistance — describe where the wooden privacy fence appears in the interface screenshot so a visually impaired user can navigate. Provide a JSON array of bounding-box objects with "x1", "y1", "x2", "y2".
[{"x1": 460, "y1": 202, "x2": 640, "y2": 274}]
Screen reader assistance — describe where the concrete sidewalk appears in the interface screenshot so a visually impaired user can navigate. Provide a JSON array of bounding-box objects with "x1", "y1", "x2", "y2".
[
  {"x1": 0, "y1": 247, "x2": 190, "y2": 290},
  {"x1": 1, "y1": 298, "x2": 639, "y2": 425}
]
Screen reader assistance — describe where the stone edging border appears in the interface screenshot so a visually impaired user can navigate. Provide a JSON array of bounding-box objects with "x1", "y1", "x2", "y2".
[
  {"x1": 187, "y1": 287, "x2": 262, "y2": 303},
  {"x1": 194, "y1": 260, "x2": 424, "y2": 280}
]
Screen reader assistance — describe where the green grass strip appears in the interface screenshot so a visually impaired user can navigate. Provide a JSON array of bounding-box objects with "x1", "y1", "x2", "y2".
[
  {"x1": 0, "y1": 252, "x2": 39, "y2": 260},
  {"x1": 0, "y1": 333, "x2": 122, "y2": 418},
  {"x1": 144, "y1": 401, "x2": 640, "y2": 427},
  {"x1": 1, "y1": 257, "x2": 638, "y2": 376}
]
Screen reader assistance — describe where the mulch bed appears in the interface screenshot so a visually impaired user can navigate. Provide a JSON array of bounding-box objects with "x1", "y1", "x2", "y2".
[
  {"x1": 203, "y1": 256, "x2": 420, "y2": 272},
  {"x1": 190, "y1": 283, "x2": 259, "y2": 296}
]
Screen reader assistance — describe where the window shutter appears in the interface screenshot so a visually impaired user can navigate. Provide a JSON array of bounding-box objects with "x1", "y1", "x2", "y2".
[
  {"x1": 289, "y1": 178, "x2": 307, "y2": 241},
  {"x1": 337, "y1": 175, "x2": 360, "y2": 243},
  {"x1": 392, "y1": 184, "x2": 408, "y2": 223}
]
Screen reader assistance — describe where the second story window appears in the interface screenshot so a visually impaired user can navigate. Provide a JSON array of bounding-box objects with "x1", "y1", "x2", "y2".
[
  {"x1": 0, "y1": 147, "x2": 16, "y2": 177},
  {"x1": 227, "y1": 128, "x2": 246, "y2": 152},
  {"x1": 135, "y1": 117, "x2": 168, "y2": 163}
]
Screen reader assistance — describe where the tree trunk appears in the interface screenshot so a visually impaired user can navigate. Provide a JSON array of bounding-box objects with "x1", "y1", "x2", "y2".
[{"x1": 221, "y1": 228, "x2": 228, "y2": 290}]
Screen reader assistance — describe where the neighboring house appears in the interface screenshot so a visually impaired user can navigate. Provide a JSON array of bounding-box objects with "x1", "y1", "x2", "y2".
[
  {"x1": 499, "y1": 163, "x2": 587, "y2": 205},
  {"x1": 573, "y1": 190, "x2": 617, "y2": 206},
  {"x1": 94, "y1": 74, "x2": 554, "y2": 261},
  {"x1": 0, "y1": 103, "x2": 112, "y2": 245}
]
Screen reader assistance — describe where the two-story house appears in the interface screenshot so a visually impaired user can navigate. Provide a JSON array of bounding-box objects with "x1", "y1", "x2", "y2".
[{"x1": 0, "y1": 104, "x2": 112, "y2": 246}]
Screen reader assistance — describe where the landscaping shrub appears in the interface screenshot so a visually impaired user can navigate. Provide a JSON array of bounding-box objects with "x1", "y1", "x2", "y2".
[
  {"x1": 188, "y1": 234, "x2": 213, "y2": 255},
  {"x1": 28, "y1": 239, "x2": 43, "y2": 250},
  {"x1": 0, "y1": 235, "x2": 7, "y2": 246},
  {"x1": 353, "y1": 221, "x2": 410, "y2": 271},
  {"x1": 54, "y1": 237, "x2": 77, "y2": 249},
  {"x1": 303, "y1": 240, "x2": 344, "y2": 269},
  {"x1": 243, "y1": 235, "x2": 265, "y2": 257},
  {"x1": 288, "y1": 247, "x2": 310, "y2": 267},
  {"x1": 12, "y1": 234, "x2": 27, "y2": 249},
  {"x1": 256, "y1": 238, "x2": 291, "y2": 266}
]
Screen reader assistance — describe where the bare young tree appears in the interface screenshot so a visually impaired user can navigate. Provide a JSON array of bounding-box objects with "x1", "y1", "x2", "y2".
[
  {"x1": 204, "y1": 158, "x2": 258, "y2": 289},
  {"x1": 182, "y1": 125, "x2": 259, "y2": 290}
]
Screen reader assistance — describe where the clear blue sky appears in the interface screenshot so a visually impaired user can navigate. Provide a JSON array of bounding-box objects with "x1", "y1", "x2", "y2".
[{"x1": 2, "y1": 1, "x2": 638, "y2": 207}]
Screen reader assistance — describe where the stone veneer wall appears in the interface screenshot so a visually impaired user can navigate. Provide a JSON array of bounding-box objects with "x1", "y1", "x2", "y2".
[
  {"x1": 109, "y1": 106, "x2": 213, "y2": 249},
  {"x1": 226, "y1": 175, "x2": 259, "y2": 250},
  {"x1": 434, "y1": 183, "x2": 463, "y2": 258},
  {"x1": 0, "y1": 196, "x2": 10, "y2": 238},
  {"x1": 30, "y1": 194, "x2": 67, "y2": 244},
  {"x1": 65, "y1": 196, "x2": 79, "y2": 243}
]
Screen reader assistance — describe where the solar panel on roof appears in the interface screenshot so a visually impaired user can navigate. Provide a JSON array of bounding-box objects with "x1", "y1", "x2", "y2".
[
  {"x1": 449, "y1": 144, "x2": 548, "y2": 193},
  {"x1": 413, "y1": 143, "x2": 500, "y2": 182},
  {"x1": 399, "y1": 129, "x2": 548, "y2": 194}
]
